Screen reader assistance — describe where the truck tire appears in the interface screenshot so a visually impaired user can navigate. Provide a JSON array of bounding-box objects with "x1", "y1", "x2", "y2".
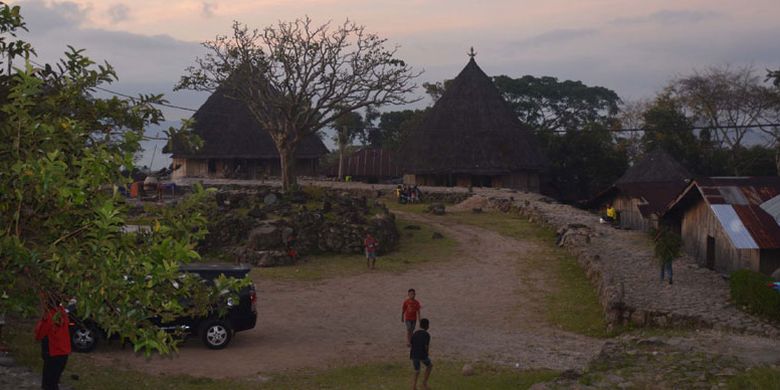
[{"x1": 200, "y1": 319, "x2": 232, "y2": 349}]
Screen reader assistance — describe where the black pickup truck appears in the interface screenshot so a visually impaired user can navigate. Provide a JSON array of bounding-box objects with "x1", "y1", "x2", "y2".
[{"x1": 69, "y1": 263, "x2": 257, "y2": 351}]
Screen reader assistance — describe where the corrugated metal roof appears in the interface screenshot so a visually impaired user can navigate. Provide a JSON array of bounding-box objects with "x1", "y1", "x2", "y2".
[
  {"x1": 711, "y1": 204, "x2": 759, "y2": 249},
  {"x1": 733, "y1": 204, "x2": 780, "y2": 248},
  {"x1": 760, "y1": 195, "x2": 780, "y2": 224},
  {"x1": 718, "y1": 186, "x2": 748, "y2": 205}
]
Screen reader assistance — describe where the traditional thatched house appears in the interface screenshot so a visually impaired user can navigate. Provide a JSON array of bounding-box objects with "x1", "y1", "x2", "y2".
[
  {"x1": 589, "y1": 149, "x2": 691, "y2": 231},
  {"x1": 167, "y1": 88, "x2": 328, "y2": 180},
  {"x1": 663, "y1": 177, "x2": 780, "y2": 276},
  {"x1": 400, "y1": 56, "x2": 546, "y2": 191},
  {"x1": 325, "y1": 148, "x2": 402, "y2": 183}
]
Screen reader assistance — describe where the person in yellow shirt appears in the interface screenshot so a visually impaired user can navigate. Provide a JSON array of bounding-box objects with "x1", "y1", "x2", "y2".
[{"x1": 604, "y1": 204, "x2": 617, "y2": 223}]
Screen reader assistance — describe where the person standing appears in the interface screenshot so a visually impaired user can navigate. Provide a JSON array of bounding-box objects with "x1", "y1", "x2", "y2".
[
  {"x1": 410, "y1": 318, "x2": 433, "y2": 390},
  {"x1": 401, "y1": 288, "x2": 421, "y2": 347},
  {"x1": 35, "y1": 295, "x2": 71, "y2": 390},
  {"x1": 364, "y1": 233, "x2": 379, "y2": 269}
]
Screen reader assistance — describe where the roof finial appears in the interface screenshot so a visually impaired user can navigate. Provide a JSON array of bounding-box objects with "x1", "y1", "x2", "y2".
[{"x1": 467, "y1": 47, "x2": 477, "y2": 59}]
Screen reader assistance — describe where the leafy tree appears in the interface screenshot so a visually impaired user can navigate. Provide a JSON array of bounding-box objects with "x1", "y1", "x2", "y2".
[
  {"x1": 365, "y1": 109, "x2": 426, "y2": 149},
  {"x1": 332, "y1": 111, "x2": 366, "y2": 180},
  {"x1": 540, "y1": 124, "x2": 628, "y2": 202},
  {"x1": 493, "y1": 75, "x2": 621, "y2": 133},
  {"x1": 0, "y1": 3, "x2": 245, "y2": 355},
  {"x1": 177, "y1": 18, "x2": 420, "y2": 191},
  {"x1": 640, "y1": 95, "x2": 703, "y2": 172}
]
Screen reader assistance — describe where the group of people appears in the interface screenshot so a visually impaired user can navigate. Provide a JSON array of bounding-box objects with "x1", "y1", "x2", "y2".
[
  {"x1": 395, "y1": 184, "x2": 423, "y2": 204},
  {"x1": 402, "y1": 288, "x2": 432, "y2": 390}
]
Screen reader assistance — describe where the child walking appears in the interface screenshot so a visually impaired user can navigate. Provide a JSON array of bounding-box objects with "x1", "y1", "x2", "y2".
[{"x1": 401, "y1": 288, "x2": 421, "y2": 347}]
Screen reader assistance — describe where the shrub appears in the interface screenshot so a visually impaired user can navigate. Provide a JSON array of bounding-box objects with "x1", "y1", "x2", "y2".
[
  {"x1": 653, "y1": 227, "x2": 682, "y2": 264},
  {"x1": 730, "y1": 269, "x2": 780, "y2": 322}
]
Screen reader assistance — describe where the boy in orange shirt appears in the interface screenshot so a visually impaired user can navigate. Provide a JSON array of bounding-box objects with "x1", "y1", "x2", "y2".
[{"x1": 401, "y1": 288, "x2": 421, "y2": 347}]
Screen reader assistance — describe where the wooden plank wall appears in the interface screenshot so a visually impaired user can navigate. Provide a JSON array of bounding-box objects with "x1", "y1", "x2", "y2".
[{"x1": 681, "y1": 199, "x2": 760, "y2": 273}]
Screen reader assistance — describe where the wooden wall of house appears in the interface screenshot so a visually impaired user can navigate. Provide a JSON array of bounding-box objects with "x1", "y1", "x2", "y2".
[
  {"x1": 681, "y1": 199, "x2": 760, "y2": 273},
  {"x1": 171, "y1": 157, "x2": 319, "y2": 180},
  {"x1": 759, "y1": 250, "x2": 780, "y2": 275},
  {"x1": 613, "y1": 195, "x2": 655, "y2": 231},
  {"x1": 403, "y1": 171, "x2": 540, "y2": 192}
]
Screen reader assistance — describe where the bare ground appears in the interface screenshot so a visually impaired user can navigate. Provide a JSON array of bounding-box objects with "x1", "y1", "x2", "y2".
[{"x1": 86, "y1": 211, "x2": 603, "y2": 378}]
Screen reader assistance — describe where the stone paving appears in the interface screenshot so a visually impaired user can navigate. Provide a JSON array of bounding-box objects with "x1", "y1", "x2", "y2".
[{"x1": 174, "y1": 178, "x2": 779, "y2": 338}]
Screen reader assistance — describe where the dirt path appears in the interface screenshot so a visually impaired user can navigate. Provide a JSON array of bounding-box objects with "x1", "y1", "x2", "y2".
[{"x1": 87, "y1": 211, "x2": 603, "y2": 378}]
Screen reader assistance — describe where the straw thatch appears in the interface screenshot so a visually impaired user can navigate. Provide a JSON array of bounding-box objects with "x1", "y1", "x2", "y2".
[
  {"x1": 616, "y1": 148, "x2": 691, "y2": 185},
  {"x1": 401, "y1": 57, "x2": 546, "y2": 175},
  {"x1": 168, "y1": 88, "x2": 328, "y2": 159}
]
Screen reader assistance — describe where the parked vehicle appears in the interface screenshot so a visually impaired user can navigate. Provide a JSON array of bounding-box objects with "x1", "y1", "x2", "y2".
[{"x1": 69, "y1": 263, "x2": 257, "y2": 352}]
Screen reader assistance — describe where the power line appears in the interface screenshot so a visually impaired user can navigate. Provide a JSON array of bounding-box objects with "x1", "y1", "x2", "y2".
[{"x1": 27, "y1": 59, "x2": 197, "y2": 112}]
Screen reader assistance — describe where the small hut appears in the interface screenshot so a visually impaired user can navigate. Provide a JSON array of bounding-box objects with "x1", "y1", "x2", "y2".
[
  {"x1": 167, "y1": 88, "x2": 328, "y2": 180},
  {"x1": 400, "y1": 53, "x2": 546, "y2": 191},
  {"x1": 663, "y1": 177, "x2": 780, "y2": 275},
  {"x1": 589, "y1": 149, "x2": 691, "y2": 231}
]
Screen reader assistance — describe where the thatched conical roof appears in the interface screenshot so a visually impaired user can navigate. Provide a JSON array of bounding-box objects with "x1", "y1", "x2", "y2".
[
  {"x1": 401, "y1": 57, "x2": 546, "y2": 175},
  {"x1": 616, "y1": 148, "x2": 691, "y2": 184},
  {"x1": 168, "y1": 88, "x2": 328, "y2": 159}
]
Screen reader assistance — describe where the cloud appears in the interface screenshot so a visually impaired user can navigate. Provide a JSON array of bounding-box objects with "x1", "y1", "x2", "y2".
[
  {"x1": 512, "y1": 28, "x2": 598, "y2": 48},
  {"x1": 610, "y1": 10, "x2": 722, "y2": 26},
  {"x1": 18, "y1": 0, "x2": 89, "y2": 33},
  {"x1": 202, "y1": 2, "x2": 217, "y2": 18},
  {"x1": 107, "y1": 4, "x2": 131, "y2": 23}
]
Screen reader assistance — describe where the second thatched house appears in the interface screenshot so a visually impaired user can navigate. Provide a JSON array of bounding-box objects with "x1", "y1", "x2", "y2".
[
  {"x1": 400, "y1": 55, "x2": 546, "y2": 191},
  {"x1": 167, "y1": 88, "x2": 328, "y2": 180},
  {"x1": 589, "y1": 149, "x2": 691, "y2": 231}
]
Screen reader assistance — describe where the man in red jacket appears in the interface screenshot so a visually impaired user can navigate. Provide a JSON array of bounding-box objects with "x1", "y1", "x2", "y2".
[{"x1": 35, "y1": 295, "x2": 72, "y2": 390}]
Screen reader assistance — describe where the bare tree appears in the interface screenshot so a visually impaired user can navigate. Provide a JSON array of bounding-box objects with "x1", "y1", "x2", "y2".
[
  {"x1": 176, "y1": 18, "x2": 420, "y2": 190},
  {"x1": 666, "y1": 65, "x2": 780, "y2": 174}
]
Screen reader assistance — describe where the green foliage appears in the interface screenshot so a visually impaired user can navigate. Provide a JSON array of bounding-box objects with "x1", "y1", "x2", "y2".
[
  {"x1": 0, "y1": 4, "x2": 246, "y2": 355},
  {"x1": 538, "y1": 123, "x2": 628, "y2": 201},
  {"x1": 653, "y1": 227, "x2": 682, "y2": 264},
  {"x1": 493, "y1": 74, "x2": 621, "y2": 133},
  {"x1": 365, "y1": 108, "x2": 427, "y2": 149},
  {"x1": 729, "y1": 270, "x2": 780, "y2": 322},
  {"x1": 727, "y1": 366, "x2": 780, "y2": 390},
  {"x1": 641, "y1": 95, "x2": 703, "y2": 171}
]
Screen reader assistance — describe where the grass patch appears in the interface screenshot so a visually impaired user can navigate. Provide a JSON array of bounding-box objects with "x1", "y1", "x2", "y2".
[
  {"x1": 252, "y1": 218, "x2": 456, "y2": 281},
  {"x1": 445, "y1": 210, "x2": 609, "y2": 338},
  {"x1": 727, "y1": 367, "x2": 780, "y2": 390},
  {"x1": 4, "y1": 324, "x2": 556, "y2": 390},
  {"x1": 267, "y1": 361, "x2": 559, "y2": 390}
]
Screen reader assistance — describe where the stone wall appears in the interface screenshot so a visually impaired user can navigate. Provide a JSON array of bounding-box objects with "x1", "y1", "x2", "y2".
[{"x1": 481, "y1": 194, "x2": 779, "y2": 338}]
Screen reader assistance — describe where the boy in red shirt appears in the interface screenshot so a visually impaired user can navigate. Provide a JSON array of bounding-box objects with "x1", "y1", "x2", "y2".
[
  {"x1": 35, "y1": 295, "x2": 72, "y2": 390},
  {"x1": 401, "y1": 288, "x2": 421, "y2": 347},
  {"x1": 364, "y1": 233, "x2": 379, "y2": 269}
]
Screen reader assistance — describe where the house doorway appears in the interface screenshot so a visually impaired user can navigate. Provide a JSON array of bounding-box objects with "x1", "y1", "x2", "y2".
[{"x1": 706, "y1": 235, "x2": 715, "y2": 270}]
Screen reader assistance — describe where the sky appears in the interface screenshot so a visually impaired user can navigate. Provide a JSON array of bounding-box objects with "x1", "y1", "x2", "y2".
[{"x1": 9, "y1": 0, "x2": 780, "y2": 169}]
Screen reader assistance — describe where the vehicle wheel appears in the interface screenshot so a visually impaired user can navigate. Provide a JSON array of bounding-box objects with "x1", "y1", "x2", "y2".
[
  {"x1": 200, "y1": 319, "x2": 232, "y2": 350},
  {"x1": 71, "y1": 325, "x2": 99, "y2": 353}
]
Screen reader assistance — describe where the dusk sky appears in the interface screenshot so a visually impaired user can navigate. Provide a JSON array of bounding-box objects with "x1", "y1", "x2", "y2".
[{"x1": 11, "y1": 0, "x2": 780, "y2": 168}]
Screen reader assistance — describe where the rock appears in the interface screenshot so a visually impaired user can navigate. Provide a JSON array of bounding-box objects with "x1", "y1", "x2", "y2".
[
  {"x1": 403, "y1": 225, "x2": 422, "y2": 230},
  {"x1": 248, "y1": 223, "x2": 283, "y2": 250},
  {"x1": 772, "y1": 267, "x2": 780, "y2": 281},
  {"x1": 253, "y1": 250, "x2": 292, "y2": 267},
  {"x1": 472, "y1": 208, "x2": 483, "y2": 213},
  {"x1": 428, "y1": 203, "x2": 446, "y2": 215},
  {"x1": 263, "y1": 193, "x2": 278, "y2": 205},
  {"x1": 248, "y1": 207, "x2": 267, "y2": 219},
  {"x1": 461, "y1": 363, "x2": 475, "y2": 376},
  {"x1": 432, "y1": 232, "x2": 444, "y2": 240}
]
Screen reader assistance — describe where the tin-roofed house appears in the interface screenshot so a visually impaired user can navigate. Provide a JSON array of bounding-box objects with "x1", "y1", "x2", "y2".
[
  {"x1": 167, "y1": 87, "x2": 329, "y2": 180},
  {"x1": 663, "y1": 177, "x2": 780, "y2": 276},
  {"x1": 589, "y1": 149, "x2": 691, "y2": 231}
]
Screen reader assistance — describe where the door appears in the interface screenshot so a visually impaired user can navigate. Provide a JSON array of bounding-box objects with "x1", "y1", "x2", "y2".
[{"x1": 706, "y1": 235, "x2": 715, "y2": 270}]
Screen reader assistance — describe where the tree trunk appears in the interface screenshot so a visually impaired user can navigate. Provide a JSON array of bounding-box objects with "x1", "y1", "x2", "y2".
[
  {"x1": 338, "y1": 138, "x2": 346, "y2": 181},
  {"x1": 279, "y1": 145, "x2": 296, "y2": 192},
  {"x1": 776, "y1": 144, "x2": 780, "y2": 176}
]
